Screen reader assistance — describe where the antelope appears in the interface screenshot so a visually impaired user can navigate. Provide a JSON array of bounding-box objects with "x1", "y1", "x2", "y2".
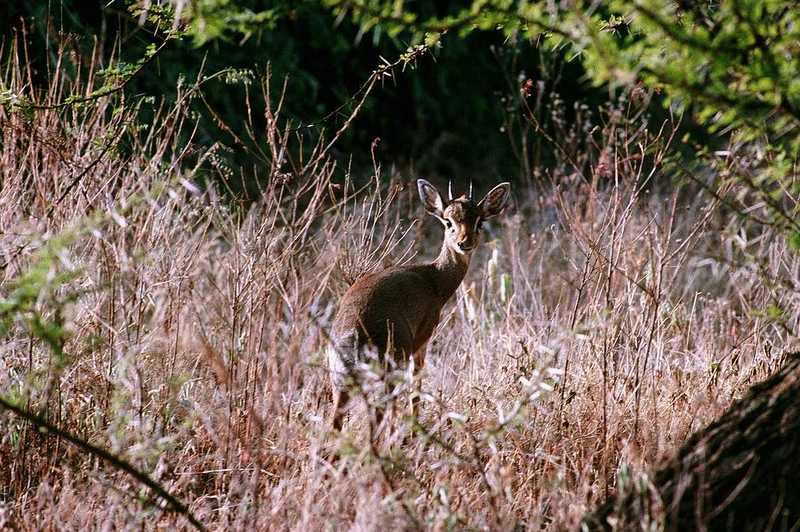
[{"x1": 326, "y1": 179, "x2": 511, "y2": 430}]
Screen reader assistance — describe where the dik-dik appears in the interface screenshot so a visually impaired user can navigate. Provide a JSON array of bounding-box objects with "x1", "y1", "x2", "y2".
[{"x1": 327, "y1": 179, "x2": 511, "y2": 430}]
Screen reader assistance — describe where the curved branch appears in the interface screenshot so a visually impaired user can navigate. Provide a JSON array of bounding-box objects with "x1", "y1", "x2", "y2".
[{"x1": 0, "y1": 395, "x2": 206, "y2": 531}]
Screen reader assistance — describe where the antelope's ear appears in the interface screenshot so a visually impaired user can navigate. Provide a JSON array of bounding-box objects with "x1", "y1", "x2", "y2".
[
  {"x1": 417, "y1": 179, "x2": 445, "y2": 217},
  {"x1": 478, "y1": 182, "x2": 511, "y2": 219}
]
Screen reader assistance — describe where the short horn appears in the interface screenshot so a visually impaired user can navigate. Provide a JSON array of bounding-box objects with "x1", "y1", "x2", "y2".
[
  {"x1": 448, "y1": 180, "x2": 453, "y2": 201},
  {"x1": 468, "y1": 180, "x2": 473, "y2": 199}
]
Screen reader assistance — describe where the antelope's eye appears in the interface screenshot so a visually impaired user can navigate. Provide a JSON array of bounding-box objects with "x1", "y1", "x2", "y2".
[{"x1": 444, "y1": 219, "x2": 453, "y2": 229}]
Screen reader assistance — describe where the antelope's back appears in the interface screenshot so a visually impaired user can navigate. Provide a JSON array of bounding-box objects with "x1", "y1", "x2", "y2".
[{"x1": 328, "y1": 265, "x2": 441, "y2": 370}]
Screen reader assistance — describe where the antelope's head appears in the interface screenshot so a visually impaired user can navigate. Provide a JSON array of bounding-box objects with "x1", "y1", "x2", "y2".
[{"x1": 417, "y1": 179, "x2": 511, "y2": 255}]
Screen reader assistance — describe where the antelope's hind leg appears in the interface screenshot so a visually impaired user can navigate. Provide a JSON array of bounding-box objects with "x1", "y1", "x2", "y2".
[
  {"x1": 330, "y1": 386, "x2": 350, "y2": 432},
  {"x1": 327, "y1": 341, "x2": 353, "y2": 432}
]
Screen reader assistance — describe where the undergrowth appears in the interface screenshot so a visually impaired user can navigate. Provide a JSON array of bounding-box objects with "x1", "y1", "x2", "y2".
[{"x1": 1, "y1": 32, "x2": 798, "y2": 531}]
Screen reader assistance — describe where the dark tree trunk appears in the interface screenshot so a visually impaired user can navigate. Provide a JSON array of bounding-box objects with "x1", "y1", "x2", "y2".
[{"x1": 584, "y1": 353, "x2": 800, "y2": 531}]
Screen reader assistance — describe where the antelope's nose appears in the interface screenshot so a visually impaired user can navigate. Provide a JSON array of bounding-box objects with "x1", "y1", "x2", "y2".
[{"x1": 458, "y1": 239, "x2": 475, "y2": 251}]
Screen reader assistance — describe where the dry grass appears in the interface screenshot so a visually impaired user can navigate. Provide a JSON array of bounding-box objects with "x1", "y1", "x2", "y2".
[{"x1": 1, "y1": 37, "x2": 799, "y2": 531}]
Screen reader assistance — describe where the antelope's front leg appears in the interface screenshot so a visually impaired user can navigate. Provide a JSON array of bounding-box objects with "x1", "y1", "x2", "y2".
[{"x1": 409, "y1": 342, "x2": 428, "y2": 422}]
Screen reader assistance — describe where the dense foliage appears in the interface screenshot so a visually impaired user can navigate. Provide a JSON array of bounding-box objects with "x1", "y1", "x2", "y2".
[
  {"x1": 324, "y1": 0, "x2": 800, "y2": 235},
  {"x1": 2, "y1": 1, "x2": 610, "y2": 187},
  {"x1": 122, "y1": 0, "x2": 800, "y2": 234}
]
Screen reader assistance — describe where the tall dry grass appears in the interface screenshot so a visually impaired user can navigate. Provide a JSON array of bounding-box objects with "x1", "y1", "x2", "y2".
[{"x1": 1, "y1": 35, "x2": 799, "y2": 531}]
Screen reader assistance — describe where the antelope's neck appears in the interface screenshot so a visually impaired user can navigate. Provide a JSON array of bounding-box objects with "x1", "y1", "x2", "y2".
[{"x1": 431, "y1": 244, "x2": 471, "y2": 301}]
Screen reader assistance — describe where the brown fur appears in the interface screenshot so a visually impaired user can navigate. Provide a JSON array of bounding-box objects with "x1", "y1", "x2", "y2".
[{"x1": 327, "y1": 181, "x2": 510, "y2": 430}]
